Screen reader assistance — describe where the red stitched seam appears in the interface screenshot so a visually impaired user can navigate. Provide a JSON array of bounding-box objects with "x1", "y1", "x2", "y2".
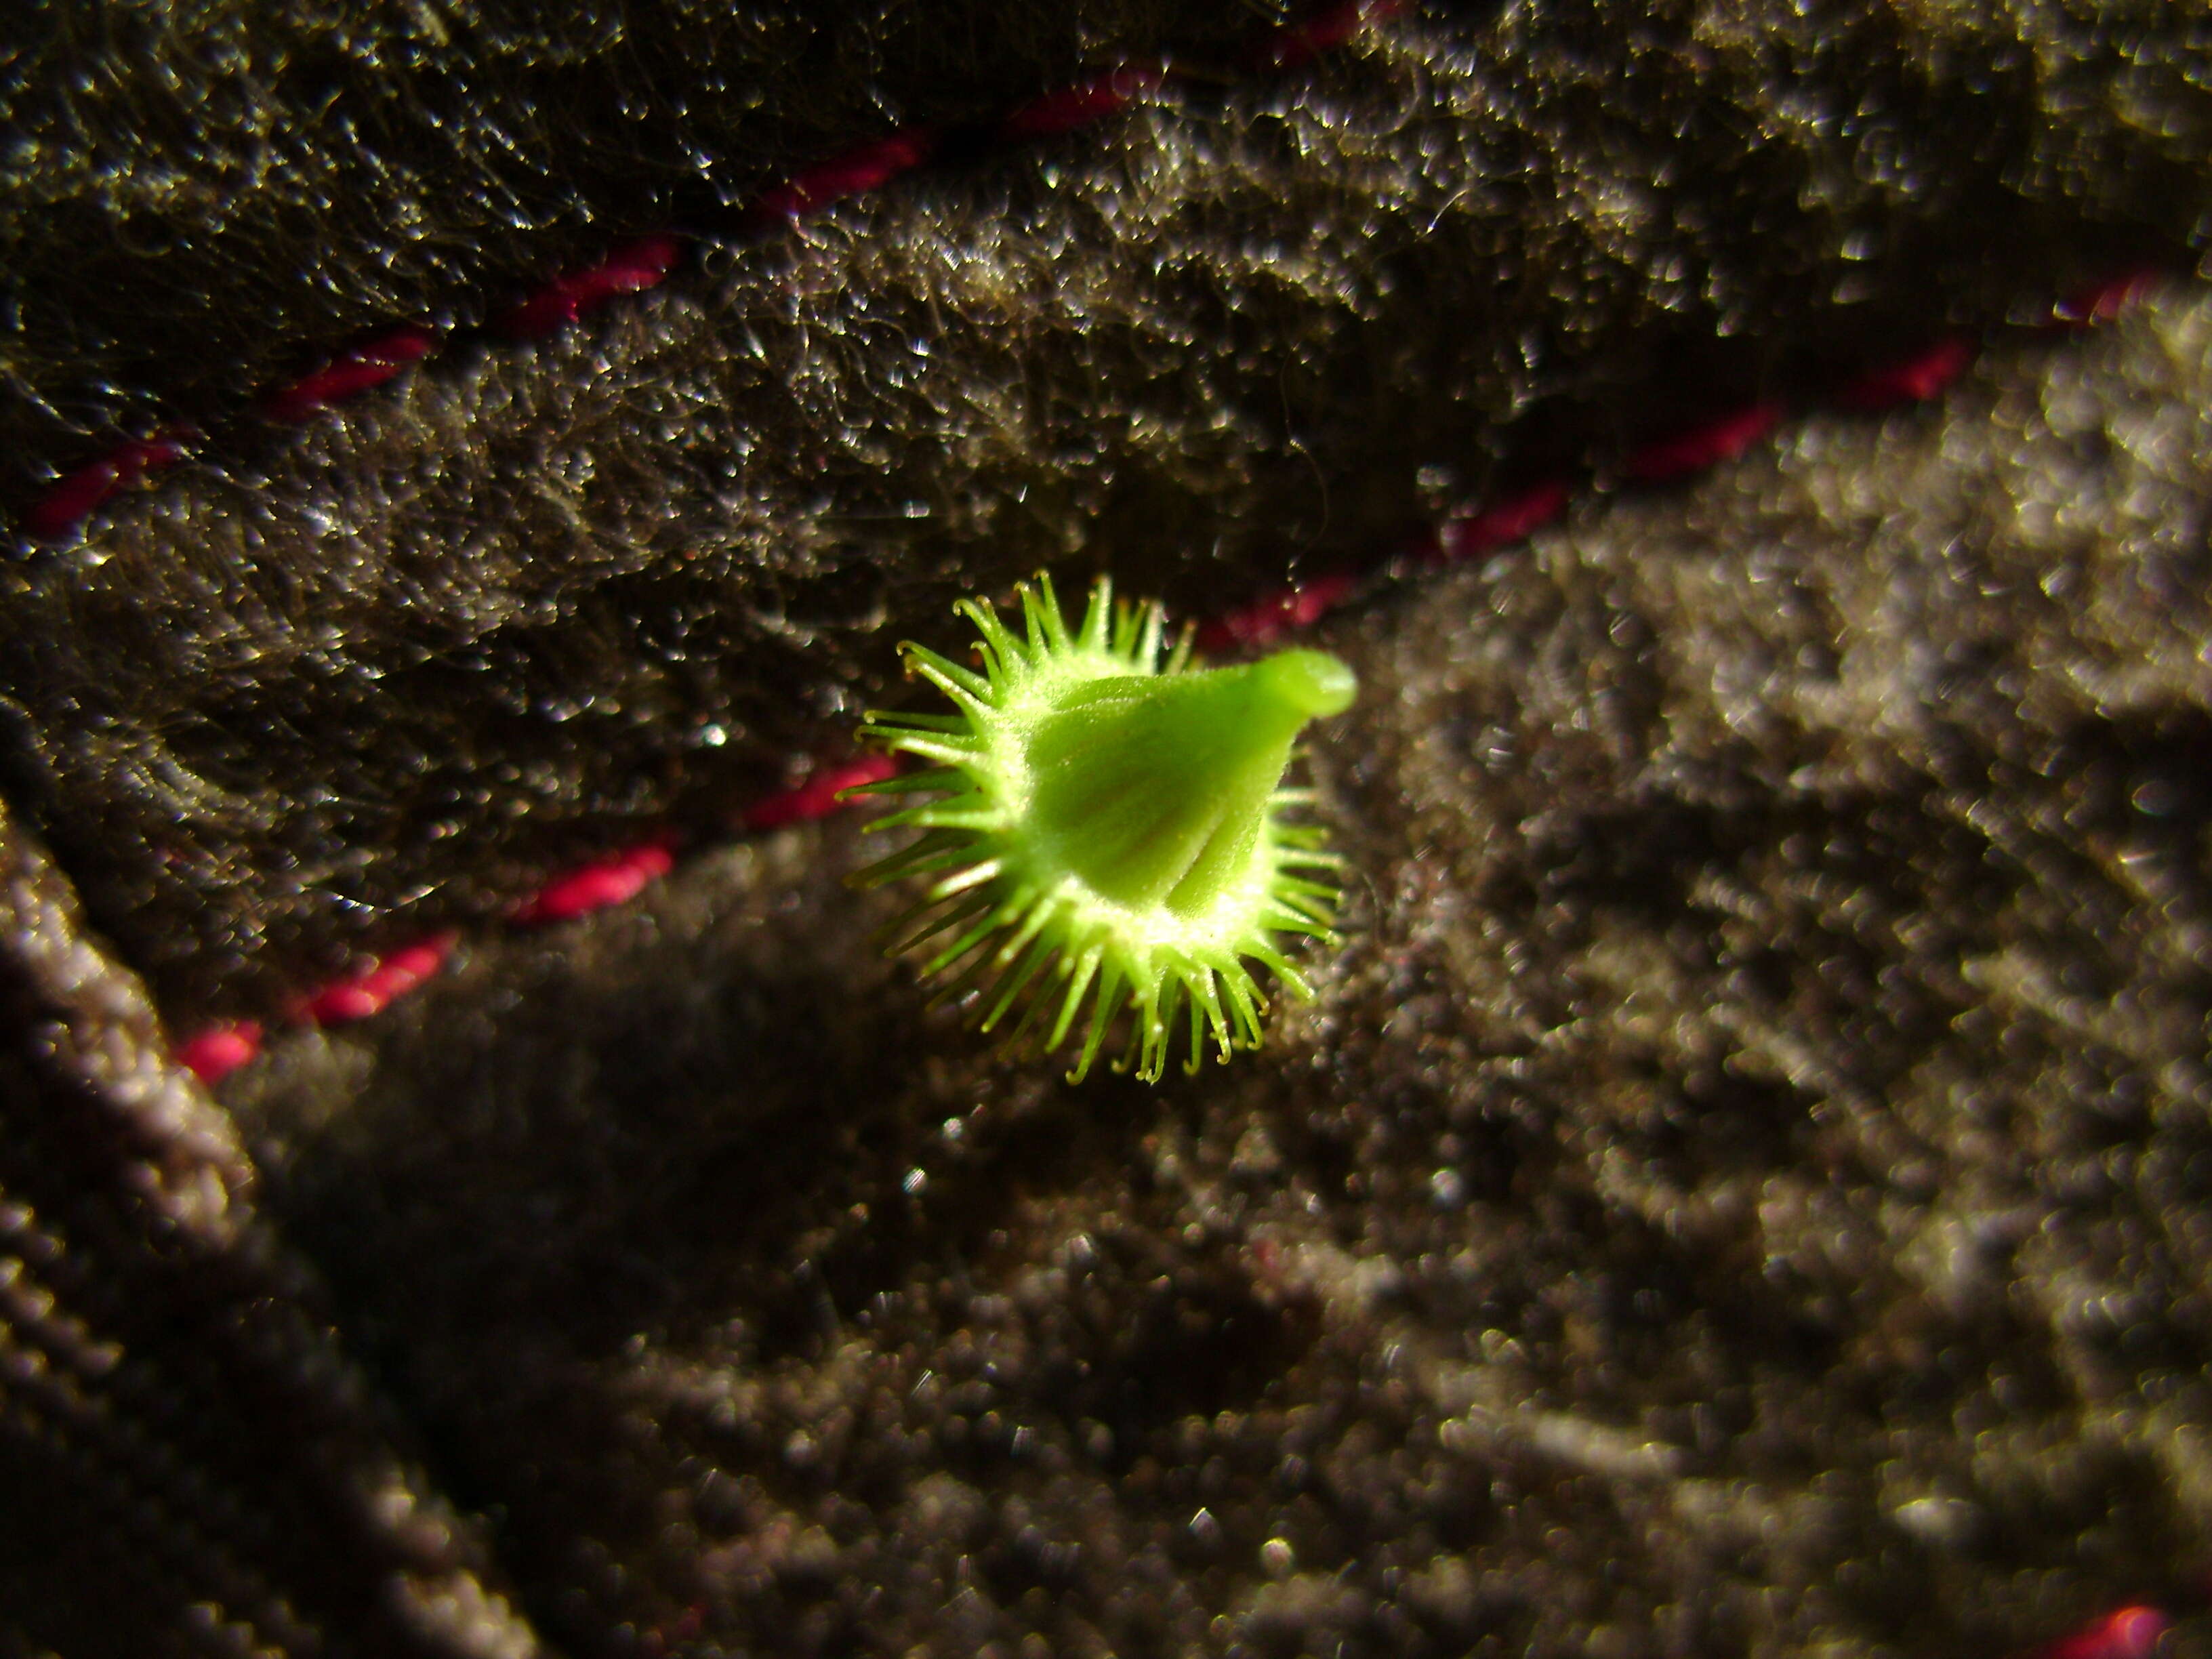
[
  {"x1": 509, "y1": 836, "x2": 679, "y2": 926},
  {"x1": 260, "y1": 328, "x2": 436, "y2": 422},
  {"x1": 497, "y1": 234, "x2": 688, "y2": 340},
  {"x1": 289, "y1": 933, "x2": 457, "y2": 1025},
  {"x1": 26, "y1": 435, "x2": 193, "y2": 541},
  {"x1": 2025, "y1": 1604, "x2": 2171, "y2": 1659}
]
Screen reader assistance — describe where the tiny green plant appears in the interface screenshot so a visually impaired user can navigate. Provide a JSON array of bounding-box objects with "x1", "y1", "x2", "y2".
[{"x1": 844, "y1": 573, "x2": 1356, "y2": 1082}]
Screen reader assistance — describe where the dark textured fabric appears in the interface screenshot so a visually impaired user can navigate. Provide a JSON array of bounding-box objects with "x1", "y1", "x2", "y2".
[
  {"x1": 0, "y1": 0, "x2": 1271, "y2": 501},
  {"x1": 0, "y1": 797, "x2": 544, "y2": 1658},
  {"x1": 5, "y1": 1, "x2": 2212, "y2": 1655},
  {"x1": 218, "y1": 292, "x2": 2212, "y2": 1656},
  {"x1": 5, "y1": 2, "x2": 2210, "y2": 1021}
]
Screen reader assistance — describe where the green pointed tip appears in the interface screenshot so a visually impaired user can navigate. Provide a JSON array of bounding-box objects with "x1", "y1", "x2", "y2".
[
  {"x1": 1251, "y1": 649, "x2": 1357, "y2": 720},
  {"x1": 1024, "y1": 646, "x2": 1356, "y2": 916}
]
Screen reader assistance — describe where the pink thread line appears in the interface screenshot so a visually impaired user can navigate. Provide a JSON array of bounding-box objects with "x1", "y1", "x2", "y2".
[
  {"x1": 1000, "y1": 66, "x2": 1166, "y2": 140},
  {"x1": 22, "y1": 0, "x2": 1394, "y2": 546},
  {"x1": 741, "y1": 756, "x2": 900, "y2": 834},
  {"x1": 2026, "y1": 1605, "x2": 2171, "y2": 1659},
  {"x1": 500, "y1": 235, "x2": 687, "y2": 339},
  {"x1": 1626, "y1": 401, "x2": 1785, "y2": 483},
  {"x1": 745, "y1": 131, "x2": 942, "y2": 225},
  {"x1": 1438, "y1": 478, "x2": 1574, "y2": 561},
  {"x1": 174, "y1": 1022, "x2": 266, "y2": 1083},
  {"x1": 26, "y1": 436, "x2": 190, "y2": 541},
  {"x1": 1197, "y1": 571, "x2": 1361, "y2": 654},
  {"x1": 1841, "y1": 335, "x2": 1973, "y2": 409},
  {"x1": 510, "y1": 838, "x2": 678, "y2": 925},
  {"x1": 176, "y1": 760, "x2": 897, "y2": 1082},
  {"x1": 261, "y1": 328, "x2": 437, "y2": 421},
  {"x1": 291, "y1": 933, "x2": 457, "y2": 1025}
]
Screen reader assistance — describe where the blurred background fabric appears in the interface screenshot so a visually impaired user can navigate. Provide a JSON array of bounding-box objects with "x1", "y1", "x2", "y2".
[{"x1": 5, "y1": 2, "x2": 2212, "y2": 1654}]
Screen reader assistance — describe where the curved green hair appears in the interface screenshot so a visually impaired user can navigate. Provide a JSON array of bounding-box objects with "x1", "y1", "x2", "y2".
[{"x1": 845, "y1": 573, "x2": 1355, "y2": 1082}]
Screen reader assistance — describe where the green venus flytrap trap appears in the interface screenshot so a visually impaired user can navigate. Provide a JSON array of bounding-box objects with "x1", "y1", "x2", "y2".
[{"x1": 842, "y1": 573, "x2": 1357, "y2": 1082}]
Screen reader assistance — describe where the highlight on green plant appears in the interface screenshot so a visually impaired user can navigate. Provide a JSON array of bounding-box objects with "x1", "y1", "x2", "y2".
[{"x1": 842, "y1": 573, "x2": 1356, "y2": 1082}]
